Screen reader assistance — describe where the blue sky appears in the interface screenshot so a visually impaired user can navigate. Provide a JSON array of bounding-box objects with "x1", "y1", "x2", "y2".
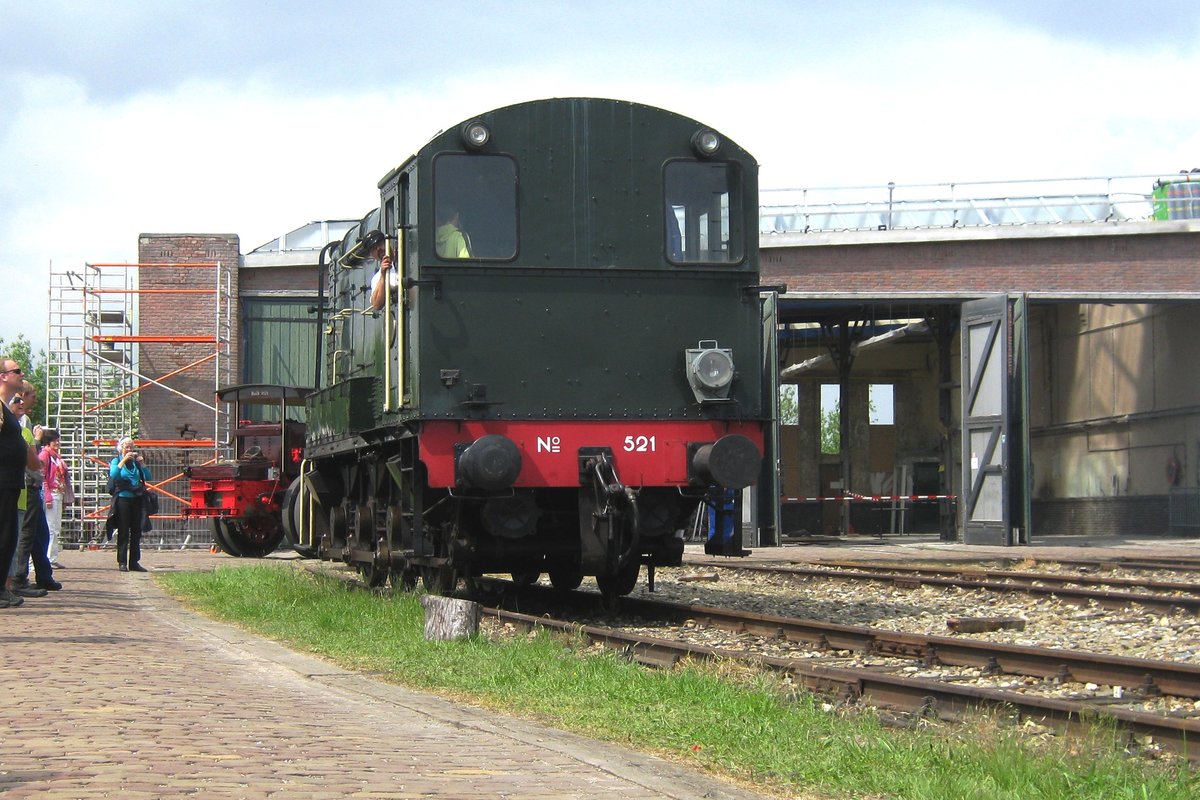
[{"x1": 3, "y1": 1, "x2": 1200, "y2": 352}]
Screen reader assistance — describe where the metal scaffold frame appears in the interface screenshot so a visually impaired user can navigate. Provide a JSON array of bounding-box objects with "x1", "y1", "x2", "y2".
[{"x1": 46, "y1": 261, "x2": 234, "y2": 548}]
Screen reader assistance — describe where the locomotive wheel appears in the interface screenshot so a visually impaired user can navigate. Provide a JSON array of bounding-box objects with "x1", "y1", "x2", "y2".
[
  {"x1": 357, "y1": 562, "x2": 388, "y2": 588},
  {"x1": 280, "y1": 477, "x2": 318, "y2": 558},
  {"x1": 511, "y1": 571, "x2": 540, "y2": 588},
  {"x1": 421, "y1": 565, "x2": 457, "y2": 595},
  {"x1": 226, "y1": 511, "x2": 285, "y2": 558},
  {"x1": 210, "y1": 518, "x2": 244, "y2": 557},
  {"x1": 548, "y1": 567, "x2": 583, "y2": 592},
  {"x1": 596, "y1": 559, "x2": 640, "y2": 608},
  {"x1": 389, "y1": 565, "x2": 418, "y2": 593},
  {"x1": 220, "y1": 519, "x2": 247, "y2": 557},
  {"x1": 209, "y1": 519, "x2": 229, "y2": 555}
]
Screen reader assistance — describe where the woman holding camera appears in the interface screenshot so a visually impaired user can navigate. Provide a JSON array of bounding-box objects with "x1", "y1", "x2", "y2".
[{"x1": 109, "y1": 436, "x2": 151, "y2": 572}]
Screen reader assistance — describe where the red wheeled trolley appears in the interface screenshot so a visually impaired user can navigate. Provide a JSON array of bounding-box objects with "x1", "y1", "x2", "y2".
[{"x1": 184, "y1": 384, "x2": 310, "y2": 557}]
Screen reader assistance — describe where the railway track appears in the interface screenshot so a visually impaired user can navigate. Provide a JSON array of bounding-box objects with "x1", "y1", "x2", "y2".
[
  {"x1": 490, "y1": 582, "x2": 1200, "y2": 700},
  {"x1": 686, "y1": 561, "x2": 1200, "y2": 615},
  {"x1": 989, "y1": 555, "x2": 1200, "y2": 574},
  {"x1": 483, "y1": 585, "x2": 1200, "y2": 761},
  {"x1": 802, "y1": 559, "x2": 1200, "y2": 594},
  {"x1": 307, "y1": 563, "x2": 1200, "y2": 761}
]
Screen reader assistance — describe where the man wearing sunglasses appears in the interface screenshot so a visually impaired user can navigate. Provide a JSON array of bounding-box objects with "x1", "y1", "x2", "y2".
[
  {"x1": 10, "y1": 381, "x2": 59, "y2": 595},
  {"x1": 0, "y1": 361, "x2": 39, "y2": 608}
]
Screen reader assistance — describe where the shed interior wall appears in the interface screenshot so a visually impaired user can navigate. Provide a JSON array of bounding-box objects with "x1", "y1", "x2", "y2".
[{"x1": 1029, "y1": 303, "x2": 1200, "y2": 514}]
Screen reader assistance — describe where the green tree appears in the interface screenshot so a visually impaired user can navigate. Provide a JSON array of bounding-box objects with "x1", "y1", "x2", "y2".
[
  {"x1": 819, "y1": 390, "x2": 880, "y2": 455},
  {"x1": 0, "y1": 334, "x2": 46, "y2": 423},
  {"x1": 820, "y1": 405, "x2": 840, "y2": 454},
  {"x1": 778, "y1": 385, "x2": 798, "y2": 425}
]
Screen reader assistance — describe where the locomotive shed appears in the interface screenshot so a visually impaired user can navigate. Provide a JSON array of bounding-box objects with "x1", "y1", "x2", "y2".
[{"x1": 758, "y1": 178, "x2": 1200, "y2": 550}]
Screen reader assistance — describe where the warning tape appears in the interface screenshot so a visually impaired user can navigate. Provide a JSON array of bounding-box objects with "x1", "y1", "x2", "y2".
[{"x1": 783, "y1": 494, "x2": 957, "y2": 503}]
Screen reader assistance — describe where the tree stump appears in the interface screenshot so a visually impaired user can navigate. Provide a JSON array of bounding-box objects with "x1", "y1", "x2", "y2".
[{"x1": 420, "y1": 595, "x2": 482, "y2": 641}]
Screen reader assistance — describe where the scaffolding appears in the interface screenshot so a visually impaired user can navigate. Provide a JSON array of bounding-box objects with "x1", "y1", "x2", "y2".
[{"x1": 46, "y1": 261, "x2": 234, "y2": 548}]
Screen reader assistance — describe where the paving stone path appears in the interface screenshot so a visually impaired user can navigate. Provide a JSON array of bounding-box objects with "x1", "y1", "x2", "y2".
[{"x1": 0, "y1": 549, "x2": 766, "y2": 799}]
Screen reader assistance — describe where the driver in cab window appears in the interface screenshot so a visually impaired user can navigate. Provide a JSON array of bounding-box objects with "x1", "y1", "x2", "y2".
[{"x1": 436, "y1": 205, "x2": 471, "y2": 259}]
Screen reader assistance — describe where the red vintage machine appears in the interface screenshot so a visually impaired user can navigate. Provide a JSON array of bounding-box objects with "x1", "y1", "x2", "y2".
[{"x1": 184, "y1": 384, "x2": 310, "y2": 557}]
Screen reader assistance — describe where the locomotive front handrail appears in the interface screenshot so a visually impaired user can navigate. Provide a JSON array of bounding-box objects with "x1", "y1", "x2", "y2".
[{"x1": 393, "y1": 226, "x2": 407, "y2": 411}]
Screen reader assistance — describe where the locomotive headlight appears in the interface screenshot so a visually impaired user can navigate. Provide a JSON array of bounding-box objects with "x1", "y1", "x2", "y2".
[
  {"x1": 461, "y1": 120, "x2": 491, "y2": 149},
  {"x1": 685, "y1": 341, "x2": 735, "y2": 402},
  {"x1": 693, "y1": 350, "x2": 734, "y2": 389},
  {"x1": 691, "y1": 129, "x2": 722, "y2": 158}
]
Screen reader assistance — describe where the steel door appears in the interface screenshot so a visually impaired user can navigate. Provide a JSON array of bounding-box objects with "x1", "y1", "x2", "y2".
[
  {"x1": 960, "y1": 295, "x2": 1013, "y2": 545},
  {"x1": 757, "y1": 290, "x2": 781, "y2": 546},
  {"x1": 1010, "y1": 294, "x2": 1031, "y2": 543}
]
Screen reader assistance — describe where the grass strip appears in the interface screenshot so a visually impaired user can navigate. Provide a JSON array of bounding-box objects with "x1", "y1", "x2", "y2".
[{"x1": 160, "y1": 563, "x2": 1199, "y2": 800}]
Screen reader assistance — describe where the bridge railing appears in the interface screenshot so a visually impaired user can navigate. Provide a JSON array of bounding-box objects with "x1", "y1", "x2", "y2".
[{"x1": 760, "y1": 173, "x2": 1200, "y2": 235}]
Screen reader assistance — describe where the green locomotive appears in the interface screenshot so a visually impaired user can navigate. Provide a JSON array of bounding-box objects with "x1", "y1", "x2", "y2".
[{"x1": 283, "y1": 98, "x2": 773, "y2": 601}]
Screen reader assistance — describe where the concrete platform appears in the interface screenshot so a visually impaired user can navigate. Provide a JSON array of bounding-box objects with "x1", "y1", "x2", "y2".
[{"x1": 0, "y1": 548, "x2": 768, "y2": 800}]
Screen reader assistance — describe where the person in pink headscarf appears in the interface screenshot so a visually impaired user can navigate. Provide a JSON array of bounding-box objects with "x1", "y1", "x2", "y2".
[{"x1": 39, "y1": 429, "x2": 73, "y2": 568}]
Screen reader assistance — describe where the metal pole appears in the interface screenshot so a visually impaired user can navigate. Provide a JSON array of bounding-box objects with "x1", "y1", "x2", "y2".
[{"x1": 838, "y1": 323, "x2": 852, "y2": 535}]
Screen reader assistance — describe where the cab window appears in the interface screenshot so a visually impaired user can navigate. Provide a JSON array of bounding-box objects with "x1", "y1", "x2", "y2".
[
  {"x1": 665, "y1": 161, "x2": 743, "y2": 264},
  {"x1": 433, "y1": 154, "x2": 517, "y2": 260}
]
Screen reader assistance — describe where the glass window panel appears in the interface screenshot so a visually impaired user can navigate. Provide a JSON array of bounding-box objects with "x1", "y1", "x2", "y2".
[
  {"x1": 968, "y1": 322, "x2": 1002, "y2": 416},
  {"x1": 664, "y1": 161, "x2": 742, "y2": 264},
  {"x1": 869, "y1": 384, "x2": 894, "y2": 425},
  {"x1": 433, "y1": 154, "x2": 517, "y2": 260}
]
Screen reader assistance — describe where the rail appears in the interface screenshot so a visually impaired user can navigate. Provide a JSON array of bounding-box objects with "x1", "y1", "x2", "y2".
[
  {"x1": 760, "y1": 172, "x2": 1200, "y2": 235},
  {"x1": 709, "y1": 562, "x2": 1200, "y2": 616},
  {"x1": 488, "y1": 595, "x2": 1200, "y2": 762}
]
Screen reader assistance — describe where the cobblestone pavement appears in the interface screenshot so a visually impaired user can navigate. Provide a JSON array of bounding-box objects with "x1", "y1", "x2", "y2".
[{"x1": 0, "y1": 548, "x2": 767, "y2": 800}]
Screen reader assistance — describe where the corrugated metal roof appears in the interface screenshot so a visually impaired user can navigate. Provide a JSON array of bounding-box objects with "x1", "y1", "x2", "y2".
[{"x1": 250, "y1": 220, "x2": 358, "y2": 253}]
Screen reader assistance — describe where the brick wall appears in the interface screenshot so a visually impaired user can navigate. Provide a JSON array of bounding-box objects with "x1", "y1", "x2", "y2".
[
  {"x1": 136, "y1": 234, "x2": 240, "y2": 441},
  {"x1": 239, "y1": 264, "x2": 320, "y2": 293},
  {"x1": 1032, "y1": 496, "x2": 1170, "y2": 538},
  {"x1": 761, "y1": 228, "x2": 1200, "y2": 294}
]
